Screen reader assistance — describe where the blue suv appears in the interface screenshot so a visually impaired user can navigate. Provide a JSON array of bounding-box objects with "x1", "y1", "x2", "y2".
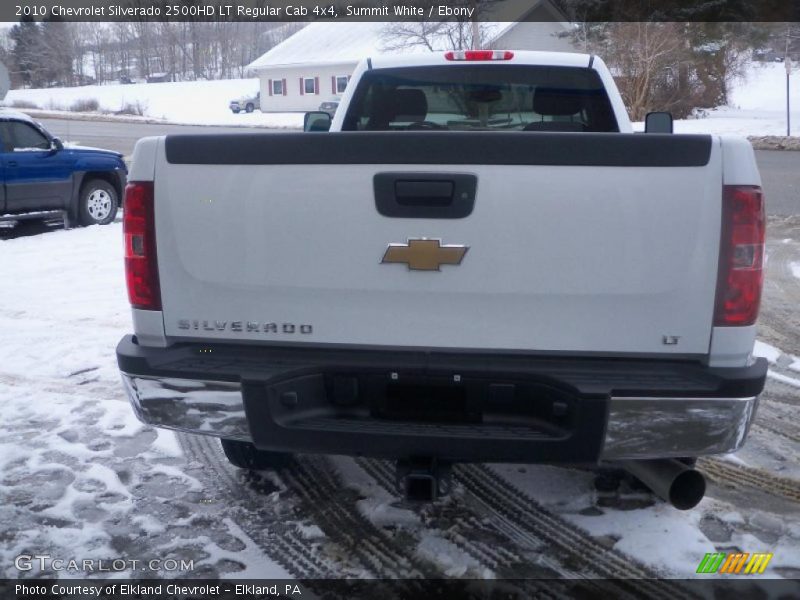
[{"x1": 0, "y1": 110, "x2": 127, "y2": 227}]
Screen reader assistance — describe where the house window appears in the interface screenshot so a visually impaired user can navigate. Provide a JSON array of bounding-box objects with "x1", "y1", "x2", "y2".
[
  {"x1": 336, "y1": 75, "x2": 349, "y2": 93},
  {"x1": 272, "y1": 79, "x2": 283, "y2": 95},
  {"x1": 304, "y1": 78, "x2": 316, "y2": 94}
]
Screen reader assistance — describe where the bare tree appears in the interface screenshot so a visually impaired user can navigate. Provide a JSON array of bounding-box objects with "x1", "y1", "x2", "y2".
[
  {"x1": 112, "y1": 23, "x2": 136, "y2": 78},
  {"x1": 40, "y1": 16, "x2": 76, "y2": 86},
  {"x1": 7, "y1": 18, "x2": 307, "y2": 88},
  {"x1": 380, "y1": 0, "x2": 497, "y2": 52},
  {"x1": 599, "y1": 23, "x2": 687, "y2": 120},
  {"x1": 590, "y1": 22, "x2": 763, "y2": 120}
]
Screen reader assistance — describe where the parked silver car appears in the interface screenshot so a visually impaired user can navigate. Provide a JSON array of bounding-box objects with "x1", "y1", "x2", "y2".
[
  {"x1": 318, "y1": 96, "x2": 340, "y2": 117},
  {"x1": 229, "y1": 92, "x2": 260, "y2": 114}
]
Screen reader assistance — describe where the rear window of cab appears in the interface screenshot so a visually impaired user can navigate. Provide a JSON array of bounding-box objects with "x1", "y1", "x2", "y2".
[{"x1": 341, "y1": 65, "x2": 619, "y2": 133}]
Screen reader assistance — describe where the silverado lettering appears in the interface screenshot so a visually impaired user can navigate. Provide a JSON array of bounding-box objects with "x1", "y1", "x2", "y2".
[{"x1": 177, "y1": 320, "x2": 312, "y2": 334}]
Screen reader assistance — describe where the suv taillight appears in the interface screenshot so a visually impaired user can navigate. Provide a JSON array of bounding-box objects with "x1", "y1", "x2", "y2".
[
  {"x1": 714, "y1": 185, "x2": 765, "y2": 326},
  {"x1": 123, "y1": 181, "x2": 161, "y2": 311}
]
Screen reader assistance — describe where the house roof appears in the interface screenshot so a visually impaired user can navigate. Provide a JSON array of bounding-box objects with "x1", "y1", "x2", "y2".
[
  {"x1": 247, "y1": 0, "x2": 570, "y2": 71},
  {"x1": 247, "y1": 22, "x2": 413, "y2": 70}
]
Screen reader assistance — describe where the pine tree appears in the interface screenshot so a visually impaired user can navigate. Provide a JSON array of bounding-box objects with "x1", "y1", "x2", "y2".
[{"x1": 10, "y1": 16, "x2": 44, "y2": 87}]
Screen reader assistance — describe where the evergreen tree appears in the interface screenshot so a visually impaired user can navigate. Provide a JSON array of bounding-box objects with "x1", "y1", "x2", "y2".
[{"x1": 10, "y1": 16, "x2": 44, "y2": 87}]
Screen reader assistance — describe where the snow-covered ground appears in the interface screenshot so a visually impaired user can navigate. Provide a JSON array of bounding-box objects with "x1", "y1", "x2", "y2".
[
  {"x1": 3, "y1": 62, "x2": 798, "y2": 135},
  {"x1": 4, "y1": 78, "x2": 304, "y2": 128},
  {"x1": 672, "y1": 62, "x2": 799, "y2": 137},
  {"x1": 754, "y1": 340, "x2": 800, "y2": 390},
  {"x1": 0, "y1": 224, "x2": 290, "y2": 578}
]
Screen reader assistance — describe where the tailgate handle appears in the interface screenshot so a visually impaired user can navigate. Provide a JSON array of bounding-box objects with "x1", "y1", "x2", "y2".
[
  {"x1": 395, "y1": 180, "x2": 454, "y2": 205},
  {"x1": 374, "y1": 172, "x2": 476, "y2": 219}
]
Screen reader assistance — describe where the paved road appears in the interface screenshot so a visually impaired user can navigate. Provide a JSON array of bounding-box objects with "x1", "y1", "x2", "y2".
[
  {"x1": 38, "y1": 117, "x2": 800, "y2": 216},
  {"x1": 756, "y1": 150, "x2": 800, "y2": 216},
  {"x1": 38, "y1": 117, "x2": 262, "y2": 158}
]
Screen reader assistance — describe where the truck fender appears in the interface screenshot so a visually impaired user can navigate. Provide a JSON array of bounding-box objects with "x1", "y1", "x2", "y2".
[{"x1": 66, "y1": 171, "x2": 84, "y2": 228}]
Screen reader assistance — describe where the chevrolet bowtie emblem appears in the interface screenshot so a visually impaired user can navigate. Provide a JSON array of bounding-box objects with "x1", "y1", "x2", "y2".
[{"x1": 381, "y1": 239, "x2": 469, "y2": 271}]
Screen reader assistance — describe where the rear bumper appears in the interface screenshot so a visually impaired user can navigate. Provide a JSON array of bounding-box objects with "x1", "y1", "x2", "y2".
[{"x1": 117, "y1": 335, "x2": 766, "y2": 462}]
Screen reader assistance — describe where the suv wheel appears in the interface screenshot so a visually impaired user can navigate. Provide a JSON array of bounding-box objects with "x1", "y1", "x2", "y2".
[
  {"x1": 79, "y1": 179, "x2": 118, "y2": 226},
  {"x1": 245, "y1": 103, "x2": 254, "y2": 113},
  {"x1": 220, "y1": 439, "x2": 291, "y2": 470}
]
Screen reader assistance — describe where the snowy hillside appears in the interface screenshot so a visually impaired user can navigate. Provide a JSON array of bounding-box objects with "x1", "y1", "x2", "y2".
[
  {"x1": 673, "y1": 62, "x2": 799, "y2": 136},
  {"x1": 5, "y1": 78, "x2": 304, "y2": 128}
]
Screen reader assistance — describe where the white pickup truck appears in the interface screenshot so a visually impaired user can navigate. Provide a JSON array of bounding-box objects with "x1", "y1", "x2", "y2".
[{"x1": 117, "y1": 51, "x2": 767, "y2": 509}]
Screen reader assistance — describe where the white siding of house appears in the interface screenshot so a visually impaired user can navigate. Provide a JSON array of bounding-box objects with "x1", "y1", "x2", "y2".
[
  {"x1": 257, "y1": 63, "x2": 356, "y2": 112},
  {"x1": 492, "y1": 21, "x2": 576, "y2": 54}
]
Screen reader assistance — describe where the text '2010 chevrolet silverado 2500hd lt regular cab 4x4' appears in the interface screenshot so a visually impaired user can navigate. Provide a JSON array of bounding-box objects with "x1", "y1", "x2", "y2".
[{"x1": 117, "y1": 51, "x2": 767, "y2": 509}]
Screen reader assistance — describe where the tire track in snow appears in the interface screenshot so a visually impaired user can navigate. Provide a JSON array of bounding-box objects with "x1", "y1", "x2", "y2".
[
  {"x1": 753, "y1": 421, "x2": 800, "y2": 445},
  {"x1": 458, "y1": 464, "x2": 699, "y2": 599},
  {"x1": 184, "y1": 435, "x2": 442, "y2": 582},
  {"x1": 179, "y1": 434, "x2": 336, "y2": 578},
  {"x1": 701, "y1": 458, "x2": 800, "y2": 503},
  {"x1": 280, "y1": 455, "x2": 438, "y2": 581},
  {"x1": 353, "y1": 457, "x2": 563, "y2": 594},
  {"x1": 357, "y1": 458, "x2": 692, "y2": 599}
]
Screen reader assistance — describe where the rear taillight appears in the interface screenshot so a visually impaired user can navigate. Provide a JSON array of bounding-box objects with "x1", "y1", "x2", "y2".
[
  {"x1": 713, "y1": 185, "x2": 765, "y2": 326},
  {"x1": 444, "y1": 50, "x2": 514, "y2": 61},
  {"x1": 123, "y1": 181, "x2": 161, "y2": 311}
]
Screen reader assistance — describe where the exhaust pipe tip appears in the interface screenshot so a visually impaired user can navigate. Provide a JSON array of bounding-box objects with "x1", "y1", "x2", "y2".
[
  {"x1": 620, "y1": 459, "x2": 706, "y2": 510},
  {"x1": 668, "y1": 468, "x2": 706, "y2": 511}
]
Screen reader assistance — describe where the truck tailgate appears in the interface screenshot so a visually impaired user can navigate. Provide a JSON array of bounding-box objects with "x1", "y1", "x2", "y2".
[{"x1": 152, "y1": 132, "x2": 721, "y2": 355}]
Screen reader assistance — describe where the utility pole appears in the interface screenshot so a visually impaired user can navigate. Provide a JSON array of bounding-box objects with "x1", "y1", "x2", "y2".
[
  {"x1": 471, "y1": 0, "x2": 479, "y2": 49},
  {"x1": 787, "y1": 27, "x2": 792, "y2": 137},
  {"x1": 788, "y1": 56, "x2": 792, "y2": 137}
]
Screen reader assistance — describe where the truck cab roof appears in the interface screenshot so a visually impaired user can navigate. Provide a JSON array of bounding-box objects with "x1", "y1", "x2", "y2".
[
  {"x1": 367, "y1": 50, "x2": 595, "y2": 70},
  {"x1": 0, "y1": 108, "x2": 39, "y2": 124}
]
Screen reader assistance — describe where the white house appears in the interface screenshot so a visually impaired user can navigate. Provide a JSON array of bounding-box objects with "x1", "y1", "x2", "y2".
[
  {"x1": 246, "y1": 22, "x2": 408, "y2": 113},
  {"x1": 247, "y1": 1, "x2": 576, "y2": 113}
]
